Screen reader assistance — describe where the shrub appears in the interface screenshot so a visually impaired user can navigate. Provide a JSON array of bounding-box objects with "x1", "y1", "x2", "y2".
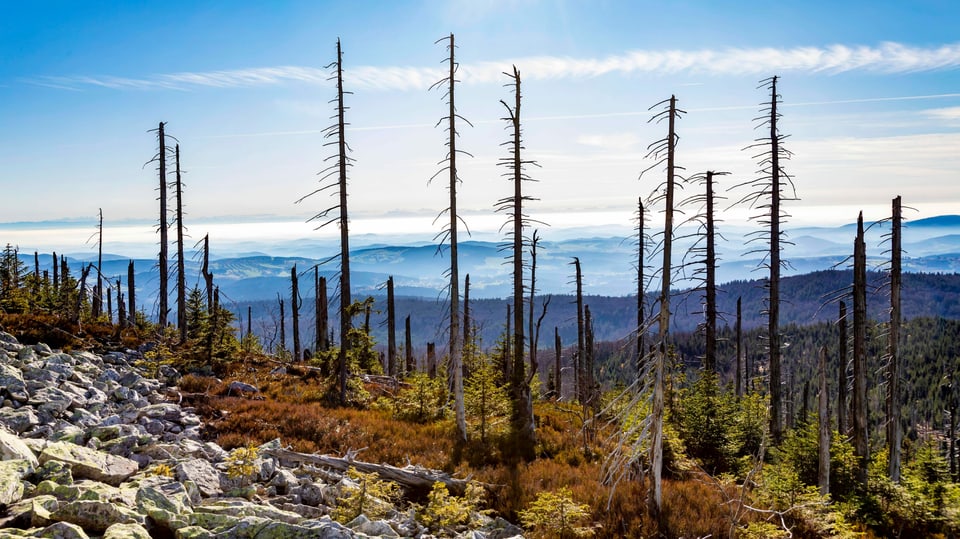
[
  {"x1": 417, "y1": 481, "x2": 487, "y2": 531},
  {"x1": 519, "y1": 487, "x2": 594, "y2": 538},
  {"x1": 224, "y1": 444, "x2": 260, "y2": 485},
  {"x1": 332, "y1": 467, "x2": 402, "y2": 524}
]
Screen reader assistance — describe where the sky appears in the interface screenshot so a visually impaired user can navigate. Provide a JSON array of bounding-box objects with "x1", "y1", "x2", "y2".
[{"x1": 2, "y1": 0, "x2": 959, "y2": 257}]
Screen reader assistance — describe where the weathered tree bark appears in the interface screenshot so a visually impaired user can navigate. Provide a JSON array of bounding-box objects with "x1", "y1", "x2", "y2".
[
  {"x1": 157, "y1": 122, "x2": 169, "y2": 328},
  {"x1": 334, "y1": 41, "x2": 353, "y2": 405},
  {"x1": 317, "y1": 274, "x2": 329, "y2": 353},
  {"x1": 93, "y1": 208, "x2": 103, "y2": 319},
  {"x1": 127, "y1": 260, "x2": 136, "y2": 326},
  {"x1": 887, "y1": 195, "x2": 903, "y2": 482},
  {"x1": 427, "y1": 342, "x2": 437, "y2": 379},
  {"x1": 504, "y1": 303, "x2": 512, "y2": 382},
  {"x1": 278, "y1": 294, "x2": 286, "y2": 356},
  {"x1": 838, "y1": 300, "x2": 848, "y2": 436},
  {"x1": 852, "y1": 212, "x2": 869, "y2": 490},
  {"x1": 554, "y1": 327, "x2": 562, "y2": 399},
  {"x1": 202, "y1": 235, "x2": 213, "y2": 313},
  {"x1": 52, "y1": 252, "x2": 59, "y2": 291},
  {"x1": 463, "y1": 273, "x2": 471, "y2": 350},
  {"x1": 405, "y1": 315, "x2": 414, "y2": 374},
  {"x1": 818, "y1": 346, "x2": 831, "y2": 496},
  {"x1": 637, "y1": 198, "x2": 645, "y2": 381},
  {"x1": 387, "y1": 276, "x2": 397, "y2": 377},
  {"x1": 175, "y1": 146, "x2": 187, "y2": 343},
  {"x1": 263, "y1": 447, "x2": 475, "y2": 496},
  {"x1": 736, "y1": 296, "x2": 743, "y2": 397},
  {"x1": 585, "y1": 304, "x2": 596, "y2": 411},
  {"x1": 77, "y1": 264, "x2": 91, "y2": 326},
  {"x1": 767, "y1": 78, "x2": 784, "y2": 445},
  {"x1": 704, "y1": 172, "x2": 718, "y2": 374},
  {"x1": 116, "y1": 278, "x2": 125, "y2": 330},
  {"x1": 291, "y1": 265, "x2": 301, "y2": 361},
  {"x1": 574, "y1": 257, "x2": 585, "y2": 404}
]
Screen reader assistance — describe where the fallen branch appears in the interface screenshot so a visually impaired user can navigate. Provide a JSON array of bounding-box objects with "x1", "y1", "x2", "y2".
[{"x1": 263, "y1": 446, "x2": 475, "y2": 496}]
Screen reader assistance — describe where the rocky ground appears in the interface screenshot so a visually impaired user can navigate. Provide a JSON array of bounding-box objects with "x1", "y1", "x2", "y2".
[{"x1": 0, "y1": 332, "x2": 524, "y2": 538}]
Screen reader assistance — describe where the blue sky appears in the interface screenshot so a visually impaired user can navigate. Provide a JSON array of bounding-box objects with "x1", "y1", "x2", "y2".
[{"x1": 2, "y1": 0, "x2": 959, "y2": 255}]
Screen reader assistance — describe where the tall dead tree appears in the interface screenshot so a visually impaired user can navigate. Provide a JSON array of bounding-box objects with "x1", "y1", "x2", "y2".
[
  {"x1": 92, "y1": 208, "x2": 103, "y2": 319},
  {"x1": 174, "y1": 145, "x2": 187, "y2": 343},
  {"x1": 736, "y1": 297, "x2": 743, "y2": 397},
  {"x1": 528, "y1": 231, "x2": 550, "y2": 406},
  {"x1": 496, "y1": 65, "x2": 537, "y2": 461},
  {"x1": 278, "y1": 293, "x2": 286, "y2": 355},
  {"x1": 818, "y1": 346, "x2": 831, "y2": 496},
  {"x1": 405, "y1": 315, "x2": 414, "y2": 374},
  {"x1": 430, "y1": 33, "x2": 470, "y2": 444},
  {"x1": 584, "y1": 304, "x2": 596, "y2": 411},
  {"x1": 387, "y1": 276, "x2": 397, "y2": 377},
  {"x1": 636, "y1": 198, "x2": 647, "y2": 380},
  {"x1": 116, "y1": 278, "x2": 125, "y2": 330},
  {"x1": 573, "y1": 257, "x2": 586, "y2": 404},
  {"x1": 317, "y1": 273, "x2": 329, "y2": 353},
  {"x1": 554, "y1": 327, "x2": 562, "y2": 398},
  {"x1": 153, "y1": 122, "x2": 169, "y2": 328},
  {"x1": 463, "y1": 273, "x2": 471, "y2": 348},
  {"x1": 127, "y1": 261, "x2": 136, "y2": 326},
  {"x1": 201, "y1": 235, "x2": 213, "y2": 312},
  {"x1": 887, "y1": 195, "x2": 903, "y2": 481},
  {"x1": 852, "y1": 212, "x2": 869, "y2": 489},
  {"x1": 734, "y1": 76, "x2": 796, "y2": 444},
  {"x1": 838, "y1": 300, "x2": 848, "y2": 436},
  {"x1": 52, "y1": 252, "x2": 59, "y2": 290},
  {"x1": 291, "y1": 265, "x2": 301, "y2": 361}
]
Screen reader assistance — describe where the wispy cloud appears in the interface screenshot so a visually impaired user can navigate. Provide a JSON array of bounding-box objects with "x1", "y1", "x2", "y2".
[
  {"x1": 24, "y1": 42, "x2": 960, "y2": 92},
  {"x1": 924, "y1": 106, "x2": 960, "y2": 122}
]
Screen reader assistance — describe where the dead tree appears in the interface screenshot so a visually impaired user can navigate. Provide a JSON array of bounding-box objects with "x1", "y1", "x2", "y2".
[
  {"x1": 387, "y1": 276, "x2": 397, "y2": 376},
  {"x1": 295, "y1": 39, "x2": 354, "y2": 404},
  {"x1": 291, "y1": 265, "x2": 301, "y2": 361},
  {"x1": 92, "y1": 208, "x2": 103, "y2": 319},
  {"x1": 496, "y1": 65, "x2": 538, "y2": 461},
  {"x1": 463, "y1": 273, "x2": 471, "y2": 349},
  {"x1": 733, "y1": 76, "x2": 796, "y2": 444},
  {"x1": 887, "y1": 195, "x2": 903, "y2": 482},
  {"x1": 52, "y1": 251, "x2": 59, "y2": 291},
  {"x1": 201, "y1": 235, "x2": 213, "y2": 313},
  {"x1": 116, "y1": 278, "x2": 125, "y2": 330},
  {"x1": 430, "y1": 32, "x2": 471, "y2": 445},
  {"x1": 584, "y1": 305, "x2": 596, "y2": 411},
  {"x1": 573, "y1": 257, "x2": 586, "y2": 404},
  {"x1": 852, "y1": 212, "x2": 869, "y2": 489},
  {"x1": 405, "y1": 315, "x2": 414, "y2": 374},
  {"x1": 152, "y1": 122, "x2": 170, "y2": 328},
  {"x1": 317, "y1": 273, "x2": 329, "y2": 353},
  {"x1": 554, "y1": 327, "x2": 562, "y2": 399},
  {"x1": 278, "y1": 293, "x2": 286, "y2": 356},
  {"x1": 174, "y1": 145, "x2": 187, "y2": 343},
  {"x1": 838, "y1": 300, "x2": 848, "y2": 436},
  {"x1": 736, "y1": 297, "x2": 743, "y2": 397},
  {"x1": 636, "y1": 198, "x2": 647, "y2": 381},
  {"x1": 127, "y1": 260, "x2": 136, "y2": 326},
  {"x1": 427, "y1": 342, "x2": 437, "y2": 378},
  {"x1": 818, "y1": 346, "x2": 831, "y2": 496},
  {"x1": 528, "y1": 231, "x2": 550, "y2": 406}
]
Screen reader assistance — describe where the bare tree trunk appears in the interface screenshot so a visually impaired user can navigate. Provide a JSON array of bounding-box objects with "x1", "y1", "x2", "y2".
[
  {"x1": 93, "y1": 208, "x2": 103, "y2": 319},
  {"x1": 736, "y1": 296, "x2": 743, "y2": 398},
  {"x1": 554, "y1": 327, "x2": 562, "y2": 399},
  {"x1": 704, "y1": 172, "x2": 718, "y2": 374},
  {"x1": 127, "y1": 260, "x2": 136, "y2": 326},
  {"x1": 818, "y1": 346, "x2": 831, "y2": 496},
  {"x1": 247, "y1": 305, "x2": 252, "y2": 351},
  {"x1": 767, "y1": 78, "x2": 784, "y2": 445},
  {"x1": 334, "y1": 40, "x2": 353, "y2": 405},
  {"x1": 175, "y1": 146, "x2": 187, "y2": 343},
  {"x1": 278, "y1": 294, "x2": 286, "y2": 356},
  {"x1": 202, "y1": 235, "x2": 213, "y2": 313},
  {"x1": 116, "y1": 279, "x2": 125, "y2": 330},
  {"x1": 427, "y1": 342, "x2": 437, "y2": 379},
  {"x1": 387, "y1": 276, "x2": 396, "y2": 377},
  {"x1": 52, "y1": 252, "x2": 59, "y2": 291},
  {"x1": 651, "y1": 95, "x2": 679, "y2": 516},
  {"x1": 585, "y1": 304, "x2": 596, "y2": 412},
  {"x1": 637, "y1": 198, "x2": 645, "y2": 381},
  {"x1": 405, "y1": 315, "x2": 414, "y2": 374},
  {"x1": 292, "y1": 265, "x2": 301, "y2": 361},
  {"x1": 77, "y1": 264, "x2": 91, "y2": 326},
  {"x1": 574, "y1": 257, "x2": 585, "y2": 404},
  {"x1": 157, "y1": 123, "x2": 169, "y2": 328},
  {"x1": 887, "y1": 195, "x2": 903, "y2": 482},
  {"x1": 838, "y1": 300, "x2": 848, "y2": 436},
  {"x1": 853, "y1": 212, "x2": 869, "y2": 490},
  {"x1": 463, "y1": 273, "x2": 471, "y2": 349},
  {"x1": 318, "y1": 275, "x2": 329, "y2": 353}
]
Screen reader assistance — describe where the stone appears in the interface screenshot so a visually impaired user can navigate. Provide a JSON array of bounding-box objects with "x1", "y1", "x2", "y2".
[
  {"x1": 39, "y1": 441, "x2": 139, "y2": 486},
  {"x1": 0, "y1": 427, "x2": 39, "y2": 466},
  {"x1": 29, "y1": 388, "x2": 74, "y2": 416},
  {"x1": 35, "y1": 460, "x2": 74, "y2": 485},
  {"x1": 135, "y1": 485, "x2": 192, "y2": 531},
  {"x1": 31, "y1": 495, "x2": 59, "y2": 527},
  {"x1": 269, "y1": 468, "x2": 299, "y2": 495},
  {"x1": 195, "y1": 499, "x2": 305, "y2": 525},
  {"x1": 0, "y1": 459, "x2": 33, "y2": 505},
  {"x1": 51, "y1": 499, "x2": 145, "y2": 533},
  {"x1": 103, "y1": 522, "x2": 151, "y2": 539},
  {"x1": 0, "y1": 364, "x2": 29, "y2": 403},
  {"x1": 175, "y1": 458, "x2": 222, "y2": 498},
  {"x1": 348, "y1": 514, "x2": 399, "y2": 537},
  {"x1": 227, "y1": 381, "x2": 259, "y2": 395},
  {"x1": 0, "y1": 406, "x2": 40, "y2": 434},
  {"x1": 36, "y1": 521, "x2": 90, "y2": 539},
  {"x1": 297, "y1": 481, "x2": 325, "y2": 507}
]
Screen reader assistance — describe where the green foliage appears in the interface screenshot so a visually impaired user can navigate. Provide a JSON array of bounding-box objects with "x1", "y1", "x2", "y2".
[
  {"x1": 332, "y1": 467, "x2": 402, "y2": 524},
  {"x1": 417, "y1": 481, "x2": 488, "y2": 531},
  {"x1": 464, "y1": 354, "x2": 510, "y2": 443},
  {"x1": 392, "y1": 372, "x2": 447, "y2": 422},
  {"x1": 0, "y1": 244, "x2": 28, "y2": 313},
  {"x1": 518, "y1": 487, "x2": 594, "y2": 538},
  {"x1": 224, "y1": 444, "x2": 260, "y2": 485}
]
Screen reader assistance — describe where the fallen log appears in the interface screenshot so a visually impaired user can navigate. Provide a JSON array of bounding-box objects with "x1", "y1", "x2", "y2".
[{"x1": 263, "y1": 447, "x2": 473, "y2": 496}]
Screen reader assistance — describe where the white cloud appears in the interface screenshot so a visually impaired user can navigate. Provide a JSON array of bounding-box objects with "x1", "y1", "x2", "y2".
[
  {"x1": 924, "y1": 106, "x2": 960, "y2": 122},
  {"x1": 576, "y1": 133, "x2": 641, "y2": 150},
  {"x1": 25, "y1": 42, "x2": 960, "y2": 93}
]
